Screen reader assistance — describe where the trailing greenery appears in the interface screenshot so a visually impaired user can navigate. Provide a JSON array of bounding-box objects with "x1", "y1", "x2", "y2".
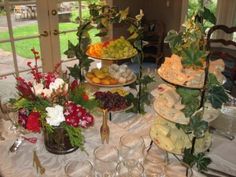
[
  {"x1": 65, "y1": 3, "x2": 143, "y2": 81},
  {"x1": 62, "y1": 122, "x2": 85, "y2": 151},
  {"x1": 69, "y1": 85, "x2": 99, "y2": 110},
  {"x1": 176, "y1": 87, "x2": 200, "y2": 118},
  {"x1": 183, "y1": 148, "x2": 212, "y2": 172},
  {"x1": 125, "y1": 75, "x2": 155, "y2": 114}
]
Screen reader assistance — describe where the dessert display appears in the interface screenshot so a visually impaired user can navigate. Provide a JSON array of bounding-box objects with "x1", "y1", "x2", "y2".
[
  {"x1": 86, "y1": 36, "x2": 137, "y2": 60},
  {"x1": 150, "y1": 116, "x2": 212, "y2": 154},
  {"x1": 85, "y1": 64, "x2": 136, "y2": 87},
  {"x1": 158, "y1": 54, "x2": 225, "y2": 88},
  {"x1": 94, "y1": 91, "x2": 131, "y2": 112}
]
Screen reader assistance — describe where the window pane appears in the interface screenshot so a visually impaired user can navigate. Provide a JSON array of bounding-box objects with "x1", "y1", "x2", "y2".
[
  {"x1": 0, "y1": 6, "x2": 10, "y2": 41},
  {"x1": 12, "y1": 3, "x2": 38, "y2": 38},
  {"x1": 0, "y1": 43, "x2": 15, "y2": 76},
  {"x1": 15, "y1": 37, "x2": 40, "y2": 59}
]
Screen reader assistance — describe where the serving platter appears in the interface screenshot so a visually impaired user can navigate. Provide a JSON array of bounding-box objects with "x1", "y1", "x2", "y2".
[
  {"x1": 157, "y1": 69, "x2": 204, "y2": 89},
  {"x1": 86, "y1": 50, "x2": 138, "y2": 61},
  {"x1": 85, "y1": 73, "x2": 137, "y2": 87},
  {"x1": 150, "y1": 116, "x2": 212, "y2": 155}
]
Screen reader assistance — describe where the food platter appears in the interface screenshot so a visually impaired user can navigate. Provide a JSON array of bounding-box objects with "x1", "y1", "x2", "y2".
[
  {"x1": 85, "y1": 73, "x2": 137, "y2": 87},
  {"x1": 86, "y1": 50, "x2": 138, "y2": 61},
  {"x1": 157, "y1": 69, "x2": 204, "y2": 89},
  {"x1": 109, "y1": 103, "x2": 133, "y2": 113},
  {"x1": 150, "y1": 116, "x2": 212, "y2": 155}
]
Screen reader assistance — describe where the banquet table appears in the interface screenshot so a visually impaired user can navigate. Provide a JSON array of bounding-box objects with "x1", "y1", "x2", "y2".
[{"x1": 0, "y1": 106, "x2": 236, "y2": 177}]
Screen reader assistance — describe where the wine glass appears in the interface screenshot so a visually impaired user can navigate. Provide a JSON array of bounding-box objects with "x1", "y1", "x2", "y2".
[
  {"x1": 221, "y1": 98, "x2": 236, "y2": 134},
  {"x1": 119, "y1": 133, "x2": 145, "y2": 168},
  {"x1": 94, "y1": 144, "x2": 119, "y2": 177},
  {"x1": 0, "y1": 96, "x2": 18, "y2": 132},
  {"x1": 116, "y1": 161, "x2": 144, "y2": 177},
  {"x1": 64, "y1": 159, "x2": 94, "y2": 177},
  {"x1": 143, "y1": 145, "x2": 167, "y2": 177}
]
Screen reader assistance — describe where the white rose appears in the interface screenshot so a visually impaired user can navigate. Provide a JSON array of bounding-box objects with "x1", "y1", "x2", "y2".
[
  {"x1": 31, "y1": 83, "x2": 52, "y2": 97},
  {"x1": 32, "y1": 83, "x2": 44, "y2": 96},
  {"x1": 46, "y1": 105, "x2": 65, "y2": 126},
  {"x1": 49, "y1": 78, "x2": 65, "y2": 91},
  {"x1": 42, "y1": 88, "x2": 52, "y2": 98}
]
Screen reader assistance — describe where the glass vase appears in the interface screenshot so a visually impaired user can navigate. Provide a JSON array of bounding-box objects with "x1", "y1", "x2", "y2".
[{"x1": 43, "y1": 126, "x2": 78, "y2": 154}]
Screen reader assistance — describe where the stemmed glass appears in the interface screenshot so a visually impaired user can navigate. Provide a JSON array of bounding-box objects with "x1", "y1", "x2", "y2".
[
  {"x1": 143, "y1": 145, "x2": 167, "y2": 177},
  {"x1": 221, "y1": 97, "x2": 236, "y2": 134},
  {"x1": 119, "y1": 133, "x2": 145, "y2": 169},
  {"x1": 64, "y1": 159, "x2": 94, "y2": 177},
  {"x1": 0, "y1": 96, "x2": 18, "y2": 133},
  {"x1": 116, "y1": 161, "x2": 144, "y2": 177},
  {"x1": 94, "y1": 144, "x2": 119, "y2": 177}
]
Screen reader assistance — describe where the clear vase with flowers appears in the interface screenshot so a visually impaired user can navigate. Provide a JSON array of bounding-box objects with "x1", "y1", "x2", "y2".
[{"x1": 10, "y1": 49, "x2": 98, "y2": 154}]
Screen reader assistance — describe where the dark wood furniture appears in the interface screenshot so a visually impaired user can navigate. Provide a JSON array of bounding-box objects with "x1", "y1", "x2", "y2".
[
  {"x1": 206, "y1": 25, "x2": 236, "y2": 92},
  {"x1": 142, "y1": 21, "x2": 166, "y2": 67}
]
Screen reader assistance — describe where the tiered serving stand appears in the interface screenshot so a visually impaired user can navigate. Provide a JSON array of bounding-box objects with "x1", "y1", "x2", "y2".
[{"x1": 149, "y1": 55, "x2": 214, "y2": 171}]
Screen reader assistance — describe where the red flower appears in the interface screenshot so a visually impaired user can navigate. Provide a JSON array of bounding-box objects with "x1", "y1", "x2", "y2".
[
  {"x1": 82, "y1": 92, "x2": 89, "y2": 101},
  {"x1": 44, "y1": 72, "x2": 57, "y2": 88},
  {"x1": 26, "y1": 112, "x2": 41, "y2": 132},
  {"x1": 16, "y1": 77, "x2": 35, "y2": 100},
  {"x1": 70, "y1": 80, "x2": 79, "y2": 91}
]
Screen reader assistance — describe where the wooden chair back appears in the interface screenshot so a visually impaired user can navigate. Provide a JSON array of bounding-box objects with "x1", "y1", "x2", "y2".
[{"x1": 206, "y1": 25, "x2": 236, "y2": 83}]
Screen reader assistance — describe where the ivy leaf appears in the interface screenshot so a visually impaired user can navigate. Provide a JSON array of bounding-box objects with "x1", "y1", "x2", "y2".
[
  {"x1": 176, "y1": 88, "x2": 200, "y2": 117},
  {"x1": 207, "y1": 85, "x2": 229, "y2": 109},
  {"x1": 67, "y1": 64, "x2": 81, "y2": 80},
  {"x1": 202, "y1": 7, "x2": 216, "y2": 25},
  {"x1": 119, "y1": 7, "x2": 129, "y2": 21},
  {"x1": 64, "y1": 40, "x2": 76, "y2": 58},
  {"x1": 140, "y1": 75, "x2": 155, "y2": 86},
  {"x1": 181, "y1": 46, "x2": 205, "y2": 67},
  {"x1": 164, "y1": 30, "x2": 183, "y2": 53},
  {"x1": 183, "y1": 148, "x2": 196, "y2": 167},
  {"x1": 190, "y1": 114, "x2": 208, "y2": 138},
  {"x1": 128, "y1": 25, "x2": 136, "y2": 34},
  {"x1": 195, "y1": 153, "x2": 212, "y2": 172},
  {"x1": 128, "y1": 32, "x2": 138, "y2": 40},
  {"x1": 207, "y1": 73, "x2": 220, "y2": 87}
]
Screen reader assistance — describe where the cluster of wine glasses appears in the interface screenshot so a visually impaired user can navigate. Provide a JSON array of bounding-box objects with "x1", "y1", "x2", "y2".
[
  {"x1": 64, "y1": 133, "x2": 146, "y2": 177},
  {"x1": 64, "y1": 133, "x2": 193, "y2": 177}
]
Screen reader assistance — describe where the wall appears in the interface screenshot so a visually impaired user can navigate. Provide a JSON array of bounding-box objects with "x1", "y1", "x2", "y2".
[
  {"x1": 111, "y1": 0, "x2": 183, "y2": 38},
  {"x1": 112, "y1": 0, "x2": 144, "y2": 38},
  {"x1": 143, "y1": 0, "x2": 183, "y2": 32}
]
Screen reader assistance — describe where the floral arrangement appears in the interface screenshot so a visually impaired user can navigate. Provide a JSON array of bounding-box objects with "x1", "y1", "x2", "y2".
[{"x1": 11, "y1": 49, "x2": 98, "y2": 151}]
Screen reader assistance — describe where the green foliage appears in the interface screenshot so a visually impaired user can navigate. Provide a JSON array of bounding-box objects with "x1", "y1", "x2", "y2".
[
  {"x1": 176, "y1": 87, "x2": 200, "y2": 117},
  {"x1": 189, "y1": 113, "x2": 208, "y2": 137},
  {"x1": 165, "y1": 18, "x2": 205, "y2": 58},
  {"x1": 164, "y1": 30, "x2": 183, "y2": 54},
  {"x1": 125, "y1": 75, "x2": 155, "y2": 114},
  {"x1": 207, "y1": 85, "x2": 229, "y2": 109},
  {"x1": 65, "y1": 3, "x2": 143, "y2": 81},
  {"x1": 183, "y1": 148, "x2": 212, "y2": 172},
  {"x1": 69, "y1": 86, "x2": 99, "y2": 110},
  {"x1": 67, "y1": 64, "x2": 81, "y2": 80},
  {"x1": 62, "y1": 122, "x2": 85, "y2": 151},
  {"x1": 182, "y1": 45, "x2": 206, "y2": 67},
  {"x1": 13, "y1": 97, "x2": 51, "y2": 112},
  {"x1": 207, "y1": 73, "x2": 229, "y2": 109}
]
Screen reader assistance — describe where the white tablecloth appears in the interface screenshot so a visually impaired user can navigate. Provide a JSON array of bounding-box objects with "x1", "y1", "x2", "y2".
[{"x1": 0, "y1": 108, "x2": 235, "y2": 177}]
